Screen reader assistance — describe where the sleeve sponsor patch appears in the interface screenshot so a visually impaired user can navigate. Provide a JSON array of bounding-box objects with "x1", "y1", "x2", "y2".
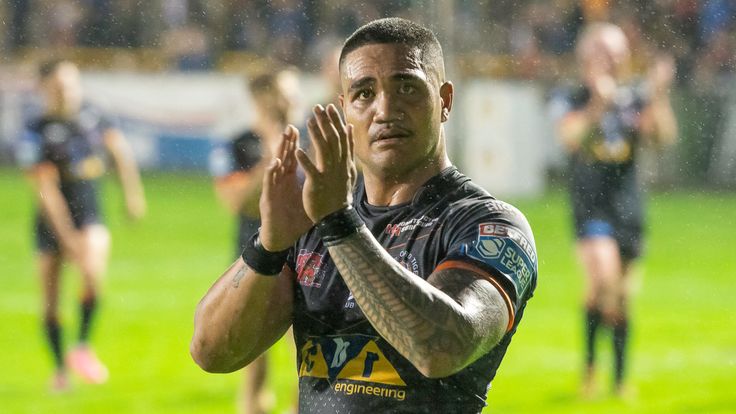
[{"x1": 465, "y1": 223, "x2": 536, "y2": 300}]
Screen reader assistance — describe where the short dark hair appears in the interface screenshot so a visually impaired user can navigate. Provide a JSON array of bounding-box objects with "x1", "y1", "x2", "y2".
[
  {"x1": 248, "y1": 72, "x2": 280, "y2": 97},
  {"x1": 339, "y1": 18, "x2": 445, "y2": 80},
  {"x1": 248, "y1": 66, "x2": 298, "y2": 98},
  {"x1": 38, "y1": 59, "x2": 69, "y2": 79}
]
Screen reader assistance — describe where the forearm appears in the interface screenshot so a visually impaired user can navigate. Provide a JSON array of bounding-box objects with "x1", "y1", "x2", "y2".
[
  {"x1": 105, "y1": 131, "x2": 145, "y2": 206},
  {"x1": 191, "y1": 258, "x2": 292, "y2": 372},
  {"x1": 643, "y1": 96, "x2": 677, "y2": 147},
  {"x1": 328, "y1": 227, "x2": 487, "y2": 377},
  {"x1": 117, "y1": 156, "x2": 145, "y2": 202},
  {"x1": 34, "y1": 175, "x2": 77, "y2": 245},
  {"x1": 558, "y1": 108, "x2": 599, "y2": 153}
]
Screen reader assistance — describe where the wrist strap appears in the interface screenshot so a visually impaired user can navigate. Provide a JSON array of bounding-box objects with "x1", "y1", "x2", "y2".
[
  {"x1": 241, "y1": 231, "x2": 289, "y2": 276},
  {"x1": 317, "y1": 206, "x2": 363, "y2": 246}
]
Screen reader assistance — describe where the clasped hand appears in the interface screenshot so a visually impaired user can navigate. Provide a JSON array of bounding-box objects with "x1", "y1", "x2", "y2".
[{"x1": 258, "y1": 104, "x2": 357, "y2": 252}]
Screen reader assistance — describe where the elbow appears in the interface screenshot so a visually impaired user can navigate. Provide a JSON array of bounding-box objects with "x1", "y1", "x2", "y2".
[
  {"x1": 413, "y1": 351, "x2": 469, "y2": 379},
  {"x1": 190, "y1": 328, "x2": 242, "y2": 373},
  {"x1": 190, "y1": 335, "x2": 222, "y2": 373},
  {"x1": 190, "y1": 338, "x2": 238, "y2": 373}
]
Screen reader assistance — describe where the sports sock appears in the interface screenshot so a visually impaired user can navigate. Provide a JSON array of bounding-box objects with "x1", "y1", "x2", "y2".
[
  {"x1": 79, "y1": 296, "x2": 98, "y2": 343},
  {"x1": 44, "y1": 317, "x2": 64, "y2": 369},
  {"x1": 585, "y1": 307, "x2": 602, "y2": 367},
  {"x1": 613, "y1": 317, "x2": 629, "y2": 386}
]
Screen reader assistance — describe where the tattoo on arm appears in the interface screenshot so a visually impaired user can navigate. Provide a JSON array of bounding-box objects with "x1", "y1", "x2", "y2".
[
  {"x1": 232, "y1": 266, "x2": 247, "y2": 288},
  {"x1": 328, "y1": 227, "x2": 508, "y2": 374}
]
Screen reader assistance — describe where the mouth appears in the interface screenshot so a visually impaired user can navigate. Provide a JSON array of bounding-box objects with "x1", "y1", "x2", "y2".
[{"x1": 372, "y1": 128, "x2": 412, "y2": 144}]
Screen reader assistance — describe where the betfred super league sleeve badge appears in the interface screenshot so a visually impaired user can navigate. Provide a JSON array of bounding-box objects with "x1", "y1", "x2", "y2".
[{"x1": 466, "y1": 223, "x2": 537, "y2": 302}]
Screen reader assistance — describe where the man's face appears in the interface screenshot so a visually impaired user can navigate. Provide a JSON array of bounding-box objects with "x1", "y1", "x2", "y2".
[
  {"x1": 255, "y1": 71, "x2": 301, "y2": 124},
  {"x1": 43, "y1": 62, "x2": 83, "y2": 116},
  {"x1": 339, "y1": 43, "x2": 450, "y2": 178}
]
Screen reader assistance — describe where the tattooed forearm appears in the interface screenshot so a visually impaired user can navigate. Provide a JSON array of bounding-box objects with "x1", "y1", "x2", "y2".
[
  {"x1": 328, "y1": 226, "x2": 508, "y2": 376},
  {"x1": 232, "y1": 266, "x2": 247, "y2": 288}
]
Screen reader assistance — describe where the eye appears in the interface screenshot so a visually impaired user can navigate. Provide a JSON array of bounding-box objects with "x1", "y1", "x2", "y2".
[
  {"x1": 357, "y1": 89, "x2": 374, "y2": 100},
  {"x1": 398, "y1": 83, "x2": 416, "y2": 95},
  {"x1": 353, "y1": 88, "x2": 373, "y2": 101}
]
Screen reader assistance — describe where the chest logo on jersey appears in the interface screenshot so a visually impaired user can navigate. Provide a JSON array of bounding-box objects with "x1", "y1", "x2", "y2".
[
  {"x1": 384, "y1": 216, "x2": 438, "y2": 237},
  {"x1": 296, "y1": 250, "x2": 328, "y2": 288},
  {"x1": 299, "y1": 334, "x2": 406, "y2": 392}
]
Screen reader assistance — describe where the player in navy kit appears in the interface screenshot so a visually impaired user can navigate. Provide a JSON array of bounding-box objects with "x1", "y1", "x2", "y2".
[
  {"x1": 192, "y1": 18, "x2": 537, "y2": 413},
  {"x1": 554, "y1": 23, "x2": 676, "y2": 396},
  {"x1": 17, "y1": 59, "x2": 146, "y2": 391},
  {"x1": 209, "y1": 69, "x2": 300, "y2": 413}
]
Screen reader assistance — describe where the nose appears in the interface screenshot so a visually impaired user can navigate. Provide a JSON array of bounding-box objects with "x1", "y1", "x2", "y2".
[{"x1": 373, "y1": 90, "x2": 404, "y2": 124}]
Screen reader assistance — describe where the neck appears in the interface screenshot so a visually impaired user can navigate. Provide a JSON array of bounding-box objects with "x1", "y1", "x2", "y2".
[{"x1": 362, "y1": 153, "x2": 451, "y2": 207}]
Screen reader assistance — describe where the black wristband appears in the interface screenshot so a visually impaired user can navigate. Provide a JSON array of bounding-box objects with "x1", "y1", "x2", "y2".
[
  {"x1": 317, "y1": 206, "x2": 364, "y2": 246},
  {"x1": 241, "y1": 231, "x2": 289, "y2": 276}
]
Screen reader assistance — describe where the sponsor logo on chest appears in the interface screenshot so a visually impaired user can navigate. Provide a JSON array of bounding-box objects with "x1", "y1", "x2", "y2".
[
  {"x1": 296, "y1": 249, "x2": 328, "y2": 288},
  {"x1": 384, "y1": 216, "x2": 439, "y2": 237}
]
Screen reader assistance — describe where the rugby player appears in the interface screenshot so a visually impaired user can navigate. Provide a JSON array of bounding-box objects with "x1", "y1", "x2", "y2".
[
  {"x1": 17, "y1": 59, "x2": 146, "y2": 391},
  {"x1": 192, "y1": 18, "x2": 538, "y2": 412},
  {"x1": 554, "y1": 23, "x2": 676, "y2": 396},
  {"x1": 209, "y1": 69, "x2": 300, "y2": 413}
]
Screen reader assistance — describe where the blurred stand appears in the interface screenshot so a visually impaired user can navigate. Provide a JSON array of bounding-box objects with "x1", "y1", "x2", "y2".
[{"x1": 1, "y1": 0, "x2": 735, "y2": 192}]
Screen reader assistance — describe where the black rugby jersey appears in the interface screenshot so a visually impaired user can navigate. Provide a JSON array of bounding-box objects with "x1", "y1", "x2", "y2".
[
  {"x1": 17, "y1": 107, "x2": 112, "y2": 225},
  {"x1": 286, "y1": 167, "x2": 537, "y2": 413},
  {"x1": 209, "y1": 130, "x2": 263, "y2": 252},
  {"x1": 550, "y1": 84, "x2": 648, "y2": 258}
]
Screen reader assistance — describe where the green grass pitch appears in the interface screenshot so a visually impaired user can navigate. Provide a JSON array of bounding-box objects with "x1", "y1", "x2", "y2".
[{"x1": 1, "y1": 169, "x2": 734, "y2": 413}]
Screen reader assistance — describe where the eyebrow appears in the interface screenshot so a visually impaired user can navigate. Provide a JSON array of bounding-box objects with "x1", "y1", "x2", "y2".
[
  {"x1": 348, "y1": 77, "x2": 375, "y2": 92},
  {"x1": 348, "y1": 72, "x2": 425, "y2": 92},
  {"x1": 391, "y1": 72, "x2": 424, "y2": 83}
]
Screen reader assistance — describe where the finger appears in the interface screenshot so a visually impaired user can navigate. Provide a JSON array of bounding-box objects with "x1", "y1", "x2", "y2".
[
  {"x1": 326, "y1": 104, "x2": 348, "y2": 160},
  {"x1": 283, "y1": 125, "x2": 299, "y2": 173},
  {"x1": 314, "y1": 104, "x2": 340, "y2": 162},
  {"x1": 307, "y1": 116, "x2": 330, "y2": 170},
  {"x1": 262, "y1": 157, "x2": 279, "y2": 196},
  {"x1": 279, "y1": 127, "x2": 291, "y2": 165},
  {"x1": 295, "y1": 148, "x2": 320, "y2": 178},
  {"x1": 315, "y1": 105, "x2": 342, "y2": 162},
  {"x1": 346, "y1": 123, "x2": 355, "y2": 161}
]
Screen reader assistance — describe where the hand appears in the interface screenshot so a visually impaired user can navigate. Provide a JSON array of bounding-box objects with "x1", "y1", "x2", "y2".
[
  {"x1": 258, "y1": 125, "x2": 312, "y2": 251},
  {"x1": 648, "y1": 54, "x2": 676, "y2": 97},
  {"x1": 296, "y1": 104, "x2": 357, "y2": 223}
]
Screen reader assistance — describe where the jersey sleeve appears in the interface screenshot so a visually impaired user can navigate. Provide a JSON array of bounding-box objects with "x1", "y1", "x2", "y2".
[
  {"x1": 15, "y1": 127, "x2": 45, "y2": 169},
  {"x1": 438, "y1": 199, "x2": 538, "y2": 324},
  {"x1": 232, "y1": 131, "x2": 262, "y2": 171}
]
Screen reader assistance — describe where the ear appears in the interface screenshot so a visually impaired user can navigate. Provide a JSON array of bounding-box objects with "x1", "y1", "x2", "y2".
[
  {"x1": 339, "y1": 94, "x2": 345, "y2": 110},
  {"x1": 439, "y1": 81, "x2": 453, "y2": 123}
]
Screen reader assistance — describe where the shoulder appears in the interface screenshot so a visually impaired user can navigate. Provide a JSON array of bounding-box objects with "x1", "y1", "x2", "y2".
[
  {"x1": 444, "y1": 177, "x2": 533, "y2": 233},
  {"x1": 439, "y1": 178, "x2": 537, "y2": 303},
  {"x1": 79, "y1": 104, "x2": 116, "y2": 132},
  {"x1": 233, "y1": 130, "x2": 261, "y2": 146},
  {"x1": 548, "y1": 84, "x2": 589, "y2": 115}
]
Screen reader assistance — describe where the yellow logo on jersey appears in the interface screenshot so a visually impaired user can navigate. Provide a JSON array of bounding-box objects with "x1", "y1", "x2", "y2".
[
  {"x1": 75, "y1": 156, "x2": 105, "y2": 179},
  {"x1": 298, "y1": 335, "x2": 406, "y2": 386}
]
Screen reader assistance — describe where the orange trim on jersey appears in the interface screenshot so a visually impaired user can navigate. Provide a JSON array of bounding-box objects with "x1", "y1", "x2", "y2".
[{"x1": 435, "y1": 260, "x2": 516, "y2": 332}]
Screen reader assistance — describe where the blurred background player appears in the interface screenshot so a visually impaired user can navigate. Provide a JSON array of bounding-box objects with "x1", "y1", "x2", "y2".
[
  {"x1": 15, "y1": 59, "x2": 146, "y2": 391},
  {"x1": 209, "y1": 68, "x2": 300, "y2": 414},
  {"x1": 554, "y1": 23, "x2": 677, "y2": 397}
]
